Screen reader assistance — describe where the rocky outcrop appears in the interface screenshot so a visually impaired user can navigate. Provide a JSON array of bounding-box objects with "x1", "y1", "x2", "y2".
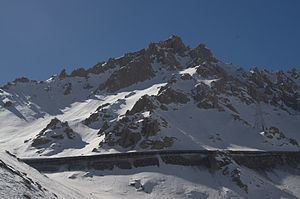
[
  {"x1": 243, "y1": 68, "x2": 300, "y2": 111},
  {"x1": 180, "y1": 73, "x2": 193, "y2": 80},
  {"x1": 31, "y1": 118, "x2": 75, "y2": 147},
  {"x1": 100, "y1": 56, "x2": 155, "y2": 92},
  {"x1": 262, "y1": 126, "x2": 299, "y2": 147},
  {"x1": 189, "y1": 43, "x2": 217, "y2": 63},
  {"x1": 30, "y1": 118, "x2": 85, "y2": 155},
  {"x1": 88, "y1": 53, "x2": 137, "y2": 75},
  {"x1": 126, "y1": 95, "x2": 156, "y2": 115},
  {"x1": 95, "y1": 35, "x2": 195, "y2": 93},
  {"x1": 3, "y1": 100, "x2": 13, "y2": 108},
  {"x1": 211, "y1": 152, "x2": 248, "y2": 193},
  {"x1": 196, "y1": 62, "x2": 226, "y2": 78},
  {"x1": 140, "y1": 136, "x2": 175, "y2": 150},
  {"x1": 157, "y1": 35, "x2": 188, "y2": 55},
  {"x1": 141, "y1": 118, "x2": 160, "y2": 137},
  {"x1": 84, "y1": 104, "x2": 114, "y2": 129},
  {"x1": 192, "y1": 83, "x2": 220, "y2": 109},
  {"x1": 70, "y1": 68, "x2": 88, "y2": 78},
  {"x1": 100, "y1": 117, "x2": 142, "y2": 149},
  {"x1": 63, "y1": 83, "x2": 72, "y2": 95},
  {"x1": 13, "y1": 77, "x2": 31, "y2": 83},
  {"x1": 116, "y1": 128, "x2": 142, "y2": 148},
  {"x1": 97, "y1": 110, "x2": 172, "y2": 150},
  {"x1": 58, "y1": 69, "x2": 67, "y2": 80},
  {"x1": 146, "y1": 36, "x2": 188, "y2": 69},
  {"x1": 157, "y1": 86, "x2": 190, "y2": 105}
]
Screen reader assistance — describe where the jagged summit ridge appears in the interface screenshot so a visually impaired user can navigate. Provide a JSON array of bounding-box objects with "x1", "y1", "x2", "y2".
[{"x1": 0, "y1": 36, "x2": 299, "y2": 157}]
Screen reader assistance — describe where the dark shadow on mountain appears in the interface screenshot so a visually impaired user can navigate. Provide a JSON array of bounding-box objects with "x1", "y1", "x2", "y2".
[{"x1": 0, "y1": 100, "x2": 27, "y2": 121}]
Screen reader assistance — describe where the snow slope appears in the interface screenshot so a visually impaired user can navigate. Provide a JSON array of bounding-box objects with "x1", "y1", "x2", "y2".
[
  {"x1": 0, "y1": 151, "x2": 85, "y2": 199},
  {"x1": 47, "y1": 159, "x2": 300, "y2": 199}
]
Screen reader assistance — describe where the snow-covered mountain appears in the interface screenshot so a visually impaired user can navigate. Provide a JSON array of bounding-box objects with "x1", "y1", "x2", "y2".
[
  {"x1": 1, "y1": 35, "x2": 300, "y2": 199},
  {"x1": 0, "y1": 35, "x2": 299, "y2": 157}
]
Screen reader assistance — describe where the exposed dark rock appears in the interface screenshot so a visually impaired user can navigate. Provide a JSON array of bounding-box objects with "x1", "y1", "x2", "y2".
[
  {"x1": 221, "y1": 165, "x2": 248, "y2": 193},
  {"x1": 288, "y1": 68, "x2": 299, "y2": 79},
  {"x1": 58, "y1": 69, "x2": 67, "y2": 80},
  {"x1": 263, "y1": 126, "x2": 299, "y2": 147},
  {"x1": 3, "y1": 101, "x2": 13, "y2": 108},
  {"x1": 98, "y1": 121, "x2": 109, "y2": 135},
  {"x1": 84, "y1": 113, "x2": 100, "y2": 126},
  {"x1": 63, "y1": 83, "x2": 72, "y2": 95},
  {"x1": 157, "y1": 35, "x2": 188, "y2": 55},
  {"x1": 147, "y1": 39, "x2": 184, "y2": 69},
  {"x1": 232, "y1": 114, "x2": 251, "y2": 126},
  {"x1": 0, "y1": 159, "x2": 46, "y2": 194},
  {"x1": 140, "y1": 137, "x2": 175, "y2": 149},
  {"x1": 196, "y1": 62, "x2": 226, "y2": 78},
  {"x1": 84, "y1": 105, "x2": 114, "y2": 129},
  {"x1": 100, "y1": 56, "x2": 155, "y2": 92},
  {"x1": 45, "y1": 118, "x2": 61, "y2": 129},
  {"x1": 98, "y1": 111, "x2": 172, "y2": 150},
  {"x1": 31, "y1": 118, "x2": 76, "y2": 148},
  {"x1": 64, "y1": 127, "x2": 76, "y2": 139},
  {"x1": 13, "y1": 77, "x2": 30, "y2": 83},
  {"x1": 180, "y1": 73, "x2": 193, "y2": 80},
  {"x1": 117, "y1": 128, "x2": 141, "y2": 148},
  {"x1": 87, "y1": 62, "x2": 108, "y2": 74},
  {"x1": 141, "y1": 118, "x2": 160, "y2": 137},
  {"x1": 212, "y1": 152, "x2": 248, "y2": 193},
  {"x1": 88, "y1": 52, "x2": 140, "y2": 75},
  {"x1": 189, "y1": 44, "x2": 217, "y2": 63},
  {"x1": 265, "y1": 127, "x2": 284, "y2": 139},
  {"x1": 70, "y1": 68, "x2": 88, "y2": 78},
  {"x1": 31, "y1": 137, "x2": 51, "y2": 147},
  {"x1": 157, "y1": 86, "x2": 190, "y2": 104},
  {"x1": 102, "y1": 125, "x2": 142, "y2": 149},
  {"x1": 126, "y1": 95, "x2": 156, "y2": 115},
  {"x1": 192, "y1": 83, "x2": 219, "y2": 109},
  {"x1": 96, "y1": 103, "x2": 111, "y2": 111},
  {"x1": 242, "y1": 69, "x2": 300, "y2": 111}
]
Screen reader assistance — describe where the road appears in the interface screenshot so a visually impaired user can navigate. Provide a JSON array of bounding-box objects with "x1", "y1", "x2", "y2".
[{"x1": 21, "y1": 150, "x2": 300, "y2": 172}]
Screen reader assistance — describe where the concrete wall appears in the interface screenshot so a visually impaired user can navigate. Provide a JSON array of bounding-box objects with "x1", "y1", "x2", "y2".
[{"x1": 21, "y1": 150, "x2": 300, "y2": 172}]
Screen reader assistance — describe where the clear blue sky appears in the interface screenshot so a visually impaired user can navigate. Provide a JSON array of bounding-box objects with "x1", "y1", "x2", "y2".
[{"x1": 0, "y1": 0, "x2": 299, "y2": 84}]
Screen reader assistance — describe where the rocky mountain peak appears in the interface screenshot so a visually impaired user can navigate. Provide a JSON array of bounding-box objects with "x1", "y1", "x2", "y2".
[
  {"x1": 189, "y1": 43, "x2": 217, "y2": 63},
  {"x1": 0, "y1": 36, "x2": 299, "y2": 159},
  {"x1": 157, "y1": 35, "x2": 188, "y2": 54},
  {"x1": 58, "y1": 69, "x2": 67, "y2": 80}
]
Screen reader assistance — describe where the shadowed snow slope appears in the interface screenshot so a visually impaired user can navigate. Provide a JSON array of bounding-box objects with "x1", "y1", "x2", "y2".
[
  {"x1": 0, "y1": 151, "x2": 85, "y2": 199},
  {"x1": 48, "y1": 160, "x2": 300, "y2": 199}
]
